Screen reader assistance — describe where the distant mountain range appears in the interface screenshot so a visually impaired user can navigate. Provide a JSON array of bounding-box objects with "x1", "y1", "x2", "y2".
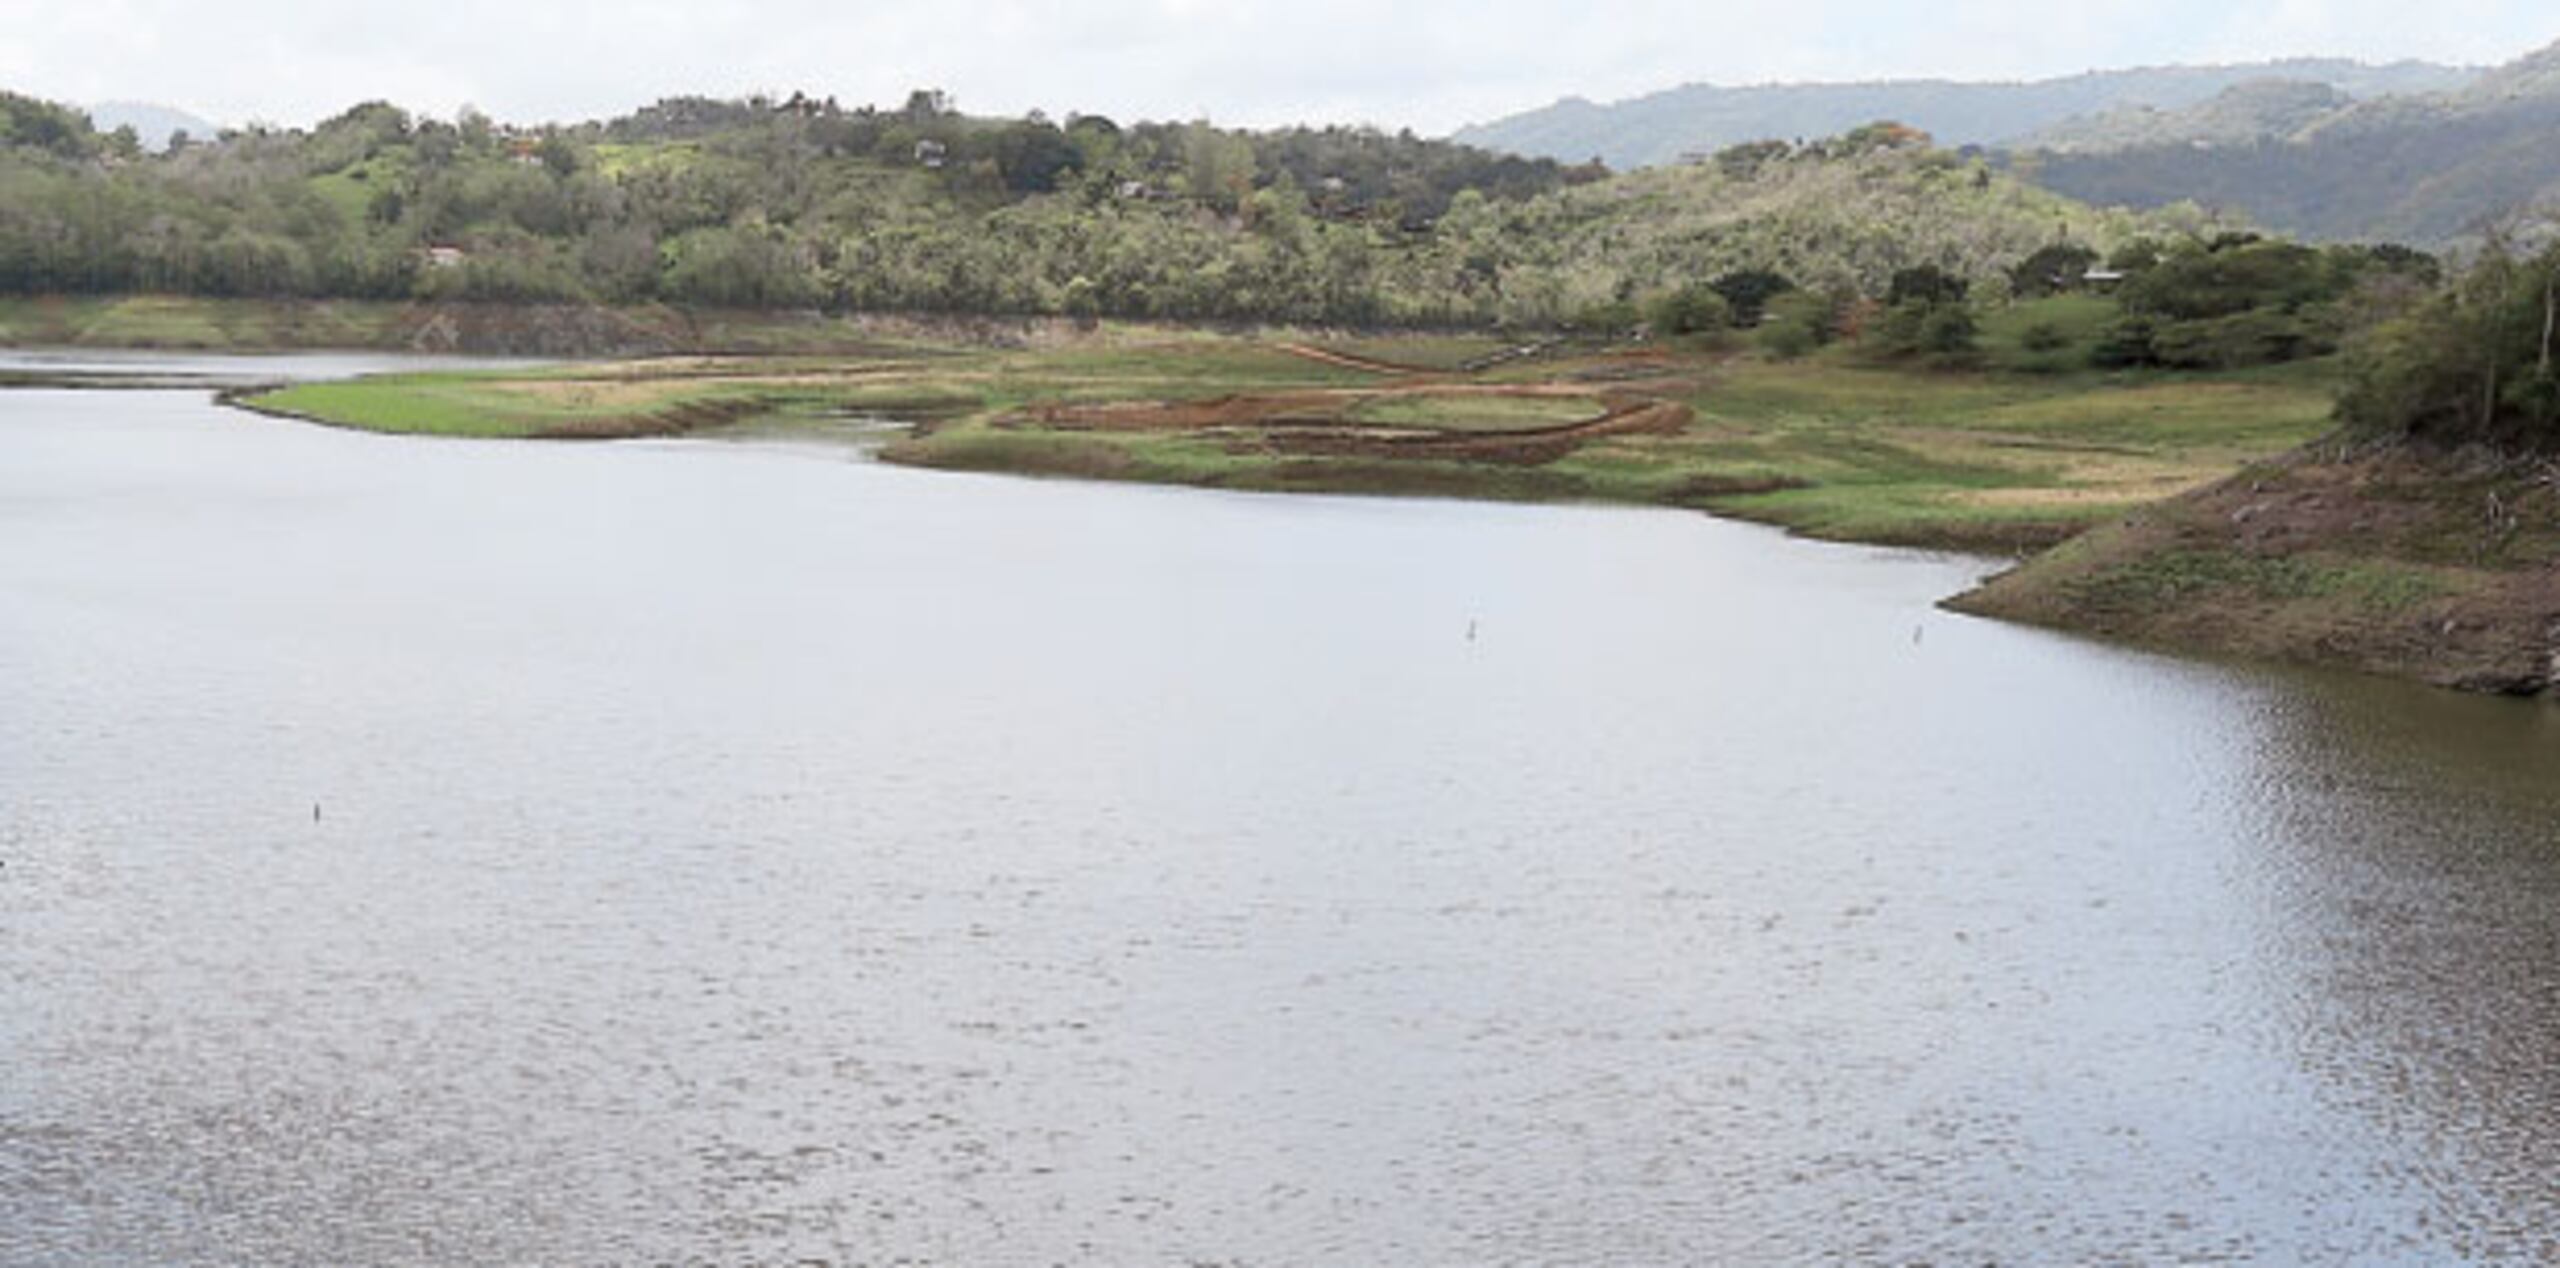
[
  {"x1": 2017, "y1": 79, "x2": 2358, "y2": 153},
  {"x1": 1453, "y1": 59, "x2": 2479, "y2": 170},
  {"x1": 87, "y1": 101, "x2": 221, "y2": 151},
  {"x1": 2021, "y1": 40, "x2": 2560, "y2": 243},
  {"x1": 1455, "y1": 39, "x2": 2560, "y2": 246}
]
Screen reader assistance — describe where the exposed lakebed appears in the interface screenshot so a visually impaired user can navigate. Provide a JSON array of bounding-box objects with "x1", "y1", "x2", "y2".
[{"x1": 3, "y1": 357, "x2": 2557, "y2": 1263}]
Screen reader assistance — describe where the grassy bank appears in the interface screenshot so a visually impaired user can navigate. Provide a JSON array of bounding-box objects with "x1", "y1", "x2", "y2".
[
  {"x1": 884, "y1": 339, "x2": 2335, "y2": 551},
  {"x1": 233, "y1": 328, "x2": 2336, "y2": 551},
  {"x1": 0, "y1": 293, "x2": 1106, "y2": 358},
  {"x1": 1950, "y1": 443, "x2": 2560, "y2": 694},
  {"x1": 237, "y1": 328, "x2": 2550, "y2": 698},
  {"x1": 245, "y1": 361, "x2": 984, "y2": 439}
]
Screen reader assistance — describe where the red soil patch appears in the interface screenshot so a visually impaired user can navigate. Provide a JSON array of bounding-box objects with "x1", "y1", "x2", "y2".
[{"x1": 1261, "y1": 399, "x2": 1694, "y2": 465}]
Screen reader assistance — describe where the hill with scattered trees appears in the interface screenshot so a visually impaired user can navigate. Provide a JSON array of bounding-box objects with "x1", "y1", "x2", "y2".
[
  {"x1": 1450, "y1": 59, "x2": 2475, "y2": 171},
  {"x1": 0, "y1": 88, "x2": 2259, "y2": 336},
  {"x1": 2017, "y1": 39, "x2": 2560, "y2": 245},
  {"x1": 2017, "y1": 79, "x2": 2356, "y2": 154}
]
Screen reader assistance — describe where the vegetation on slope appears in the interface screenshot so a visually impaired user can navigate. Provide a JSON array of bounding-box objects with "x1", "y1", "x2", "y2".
[
  {"x1": 1956, "y1": 232, "x2": 2560, "y2": 695},
  {"x1": 2020, "y1": 39, "x2": 2560, "y2": 245},
  {"x1": 239, "y1": 315, "x2": 2337, "y2": 551},
  {"x1": 0, "y1": 88, "x2": 2210, "y2": 332},
  {"x1": 1450, "y1": 59, "x2": 2478, "y2": 170},
  {"x1": 1950, "y1": 442, "x2": 2560, "y2": 694},
  {"x1": 2018, "y1": 79, "x2": 2355, "y2": 154},
  {"x1": 2339, "y1": 234, "x2": 2560, "y2": 452}
]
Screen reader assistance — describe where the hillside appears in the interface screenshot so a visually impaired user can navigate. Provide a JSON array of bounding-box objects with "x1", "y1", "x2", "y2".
[
  {"x1": 1451, "y1": 59, "x2": 2474, "y2": 170},
  {"x1": 2019, "y1": 79, "x2": 2352, "y2": 153},
  {"x1": 2020, "y1": 38, "x2": 2560, "y2": 245},
  {"x1": 1950, "y1": 442, "x2": 2560, "y2": 696},
  {"x1": 1454, "y1": 130, "x2": 2183, "y2": 310},
  {"x1": 0, "y1": 89, "x2": 2190, "y2": 335}
]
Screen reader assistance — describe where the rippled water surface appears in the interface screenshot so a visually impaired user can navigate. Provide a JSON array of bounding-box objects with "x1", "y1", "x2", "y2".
[{"x1": 4, "y1": 365, "x2": 2558, "y2": 1264}]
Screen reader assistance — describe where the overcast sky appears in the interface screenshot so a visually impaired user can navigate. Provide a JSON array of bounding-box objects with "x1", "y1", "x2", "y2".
[{"x1": 4, "y1": 0, "x2": 2556, "y2": 135}]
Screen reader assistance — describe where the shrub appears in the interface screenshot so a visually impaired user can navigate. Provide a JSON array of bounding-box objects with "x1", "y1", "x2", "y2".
[
  {"x1": 1756, "y1": 290, "x2": 1835, "y2": 359},
  {"x1": 1644, "y1": 284, "x2": 1731, "y2": 336},
  {"x1": 2020, "y1": 322, "x2": 2070, "y2": 353}
]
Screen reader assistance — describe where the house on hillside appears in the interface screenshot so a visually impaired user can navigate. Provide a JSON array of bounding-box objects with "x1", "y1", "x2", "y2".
[
  {"x1": 914, "y1": 139, "x2": 947, "y2": 169},
  {"x1": 421, "y1": 244, "x2": 468, "y2": 269}
]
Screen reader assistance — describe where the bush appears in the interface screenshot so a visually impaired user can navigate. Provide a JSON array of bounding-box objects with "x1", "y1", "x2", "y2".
[
  {"x1": 2010, "y1": 243, "x2": 2100, "y2": 298},
  {"x1": 1886, "y1": 265, "x2": 1968, "y2": 308},
  {"x1": 2149, "y1": 309, "x2": 2322, "y2": 370},
  {"x1": 1570, "y1": 299, "x2": 1642, "y2": 336},
  {"x1": 2020, "y1": 322, "x2": 2070, "y2": 353},
  {"x1": 1869, "y1": 297, "x2": 1979, "y2": 364},
  {"x1": 2090, "y1": 316, "x2": 2159, "y2": 369},
  {"x1": 2336, "y1": 242, "x2": 2560, "y2": 450},
  {"x1": 2121, "y1": 239, "x2": 2333, "y2": 321},
  {"x1": 1918, "y1": 305, "x2": 1980, "y2": 359},
  {"x1": 1756, "y1": 290, "x2": 1835, "y2": 359},
  {"x1": 1644, "y1": 284, "x2": 1731, "y2": 336}
]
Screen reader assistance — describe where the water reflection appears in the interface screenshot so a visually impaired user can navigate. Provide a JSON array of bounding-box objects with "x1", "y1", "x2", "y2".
[{"x1": 2236, "y1": 676, "x2": 2560, "y2": 1262}]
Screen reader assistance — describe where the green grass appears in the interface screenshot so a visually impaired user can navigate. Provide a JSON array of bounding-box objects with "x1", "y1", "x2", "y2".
[
  {"x1": 253, "y1": 374, "x2": 595, "y2": 437},
  {"x1": 221, "y1": 324, "x2": 2341, "y2": 551},
  {"x1": 306, "y1": 171, "x2": 375, "y2": 224},
  {"x1": 1978, "y1": 295, "x2": 2121, "y2": 373},
  {"x1": 247, "y1": 360, "x2": 990, "y2": 438},
  {"x1": 1629, "y1": 351, "x2": 2339, "y2": 545}
]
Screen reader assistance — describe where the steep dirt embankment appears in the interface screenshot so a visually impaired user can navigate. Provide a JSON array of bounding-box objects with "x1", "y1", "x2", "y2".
[{"x1": 1950, "y1": 441, "x2": 2560, "y2": 696}]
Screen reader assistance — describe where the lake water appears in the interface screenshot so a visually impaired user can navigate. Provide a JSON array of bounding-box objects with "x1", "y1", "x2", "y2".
[{"x1": 4, "y1": 357, "x2": 2557, "y2": 1264}]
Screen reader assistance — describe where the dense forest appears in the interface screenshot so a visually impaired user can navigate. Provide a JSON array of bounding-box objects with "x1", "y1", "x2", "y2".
[{"x1": 0, "y1": 88, "x2": 1596, "y2": 325}]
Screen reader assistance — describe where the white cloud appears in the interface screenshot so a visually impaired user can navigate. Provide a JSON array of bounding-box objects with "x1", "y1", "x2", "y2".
[{"x1": 2, "y1": 0, "x2": 2552, "y2": 134}]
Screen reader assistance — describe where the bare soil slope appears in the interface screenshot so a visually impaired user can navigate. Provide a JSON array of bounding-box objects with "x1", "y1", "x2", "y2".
[{"x1": 1951, "y1": 442, "x2": 2560, "y2": 695}]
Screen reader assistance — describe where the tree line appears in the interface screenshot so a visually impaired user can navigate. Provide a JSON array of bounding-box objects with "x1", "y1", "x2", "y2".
[
  {"x1": 0, "y1": 89, "x2": 2432, "y2": 353},
  {"x1": 2341, "y1": 231, "x2": 2560, "y2": 451}
]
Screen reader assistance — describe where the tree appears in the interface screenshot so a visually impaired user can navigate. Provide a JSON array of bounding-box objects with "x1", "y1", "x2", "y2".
[
  {"x1": 1645, "y1": 284, "x2": 1730, "y2": 336},
  {"x1": 993, "y1": 119, "x2": 1081, "y2": 194},
  {"x1": 1181, "y1": 124, "x2": 1256, "y2": 215},
  {"x1": 1710, "y1": 269, "x2": 1795, "y2": 325},
  {"x1": 1872, "y1": 266, "x2": 1977, "y2": 362},
  {"x1": 1886, "y1": 264, "x2": 1968, "y2": 308},
  {"x1": 2120, "y1": 239, "x2": 2331, "y2": 321},
  {"x1": 537, "y1": 135, "x2": 580, "y2": 178},
  {"x1": 902, "y1": 90, "x2": 951, "y2": 123},
  {"x1": 2010, "y1": 242, "x2": 2099, "y2": 298},
  {"x1": 2339, "y1": 238, "x2": 2560, "y2": 450}
]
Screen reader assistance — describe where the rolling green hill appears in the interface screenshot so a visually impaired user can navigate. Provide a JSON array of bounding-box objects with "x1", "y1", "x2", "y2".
[{"x1": 0, "y1": 88, "x2": 2197, "y2": 334}]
